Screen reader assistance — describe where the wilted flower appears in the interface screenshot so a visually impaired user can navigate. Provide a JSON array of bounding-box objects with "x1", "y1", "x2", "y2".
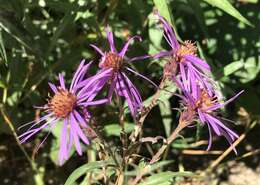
[
  {"x1": 154, "y1": 12, "x2": 215, "y2": 97},
  {"x1": 180, "y1": 86, "x2": 243, "y2": 152},
  {"x1": 90, "y1": 26, "x2": 156, "y2": 118},
  {"x1": 19, "y1": 60, "x2": 107, "y2": 164}
]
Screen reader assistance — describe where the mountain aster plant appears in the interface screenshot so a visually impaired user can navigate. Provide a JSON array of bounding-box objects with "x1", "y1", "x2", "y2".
[{"x1": 19, "y1": 60, "x2": 107, "y2": 164}]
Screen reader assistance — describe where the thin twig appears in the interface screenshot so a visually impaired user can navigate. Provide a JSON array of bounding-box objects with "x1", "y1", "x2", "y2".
[
  {"x1": 90, "y1": 118, "x2": 121, "y2": 168},
  {"x1": 207, "y1": 121, "x2": 257, "y2": 170},
  {"x1": 0, "y1": 106, "x2": 34, "y2": 166},
  {"x1": 182, "y1": 150, "x2": 223, "y2": 155},
  {"x1": 0, "y1": 105, "x2": 44, "y2": 185},
  {"x1": 129, "y1": 76, "x2": 167, "y2": 143},
  {"x1": 208, "y1": 133, "x2": 246, "y2": 170}
]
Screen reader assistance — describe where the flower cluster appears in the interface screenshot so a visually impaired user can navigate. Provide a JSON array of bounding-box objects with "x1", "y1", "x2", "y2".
[
  {"x1": 19, "y1": 13, "x2": 243, "y2": 165},
  {"x1": 155, "y1": 13, "x2": 243, "y2": 151},
  {"x1": 19, "y1": 26, "x2": 154, "y2": 164}
]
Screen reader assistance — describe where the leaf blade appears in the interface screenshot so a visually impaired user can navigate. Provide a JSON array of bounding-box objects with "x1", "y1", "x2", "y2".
[{"x1": 203, "y1": 0, "x2": 253, "y2": 26}]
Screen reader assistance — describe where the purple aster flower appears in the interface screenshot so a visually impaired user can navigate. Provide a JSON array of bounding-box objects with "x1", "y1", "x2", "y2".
[
  {"x1": 154, "y1": 12, "x2": 216, "y2": 98},
  {"x1": 19, "y1": 60, "x2": 107, "y2": 165},
  {"x1": 90, "y1": 26, "x2": 156, "y2": 118},
  {"x1": 179, "y1": 87, "x2": 244, "y2": 153}
]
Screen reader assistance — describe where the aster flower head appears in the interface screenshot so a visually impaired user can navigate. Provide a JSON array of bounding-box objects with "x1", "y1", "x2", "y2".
[
  {"x1": 90, "y1": 26, "x2": 156, "y2": 118},
  {"x1": 19, "y1": 60, "x2": 107, "y2": 165},
  {"x1": 180, "y1": 87, "x2": 244, "y2": 153},
  {"x1": 154, "y1": 12, "x2": 215, "y2": 97}
]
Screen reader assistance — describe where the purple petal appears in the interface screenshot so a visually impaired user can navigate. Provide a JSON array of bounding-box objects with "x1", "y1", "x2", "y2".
[
  {"x1": 116, "y1": 74, "x2": 136, "y2": 116},
  {"x1": 155, "y1": 11, "x2": 179, "y2": 49},
  {"x1": 73, "y1": 110, "x2": 87, "y2": 128},
  {"x1": 90, "y1": 44, "x2": 105, "y2": 56},
  {"x1": 184, "y1": 55, "x2": 211, "y2": 71},
  {"x1": 48, "y1": 82, "x2": 57, "y2": 93},
  {"x1": 126, "y1": 67, "x2": 158, "y2": 88},
  {"x1": 78, "y1": 98, "x2": 108, "y2": 106},
  {"x1": 77, "y1": 68, "x2": 112, "y2": 98},
  {"x1": 70, "y1": 60, "x2": 92, "y2": 91},
  {"x1": 59, "y1": 74, "x2": 66, "y2": 90},
  {"x1": 128, "y1": 55, "x2": 151, "y2": 63},
  {"x1": 207, "y1": 90, "x2": 244, "y2": 111},
  {"x1": 122, "y1": 72, "x2": 142, "y2": 105},
  {"x1": 107, "y1": 76, "x2": 117, "y2": 102},
  {"x1": 106, "y1": 26, "x2": 117, "y2": 53},
  {"x1": 206, "y1": 114, "x2": 239, "y2": 139},
  {"x1": 70, "y1": 114, "x2": 82, "y2": 155},
  {"x1": 59, "y1": 118, "x2": 68, "y2": 164},
  {"x1": 119, "y1": 35, "x2": 142, "y2": 57},
  {"x1": 19, "y1": 118, "x2": 57, "y2": 143},
  {"x1": 153, "y1": 51, "x2": 172, "y2": 59},
  {"x1": 71, "y1": 114, "x2": 89, "y2": 145},
  {"x1": 206, "y1": 124, "x2": 213, "y2": 151},
  {"x1": 198, "y1": 109, "x2": 206, "y2": 123},
  {"x1": 204, "y1": 114, "x2": 221, "y2": 135}
]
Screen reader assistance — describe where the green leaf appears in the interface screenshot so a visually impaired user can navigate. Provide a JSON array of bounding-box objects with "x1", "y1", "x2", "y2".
[
  {"x1": 64, "y1": 161, "x2": 113, "y2": 185},
  {"x1": 0, "y1": 29, "x2": 7, "y2": 65},
  {"x1": 203, "y1": 0, "x2": 253, "y2": 26},
  {"x1": 126, "y1": 161, "x2": 173, "y2": 176},
  {"x1": 159, "y1": 100, "x2": 172, "y2": 137},
  {"x1": 148, "y1": 13, "x2": 164, "y2": 56},
  {"x1": 223, "y1": 60, "x2": 244, "y2": 76},
  {"x1": 234, "y1": 56, "x2": 260, "y2": 83},
  {"x1": 0, "y1": 80, "x2": 6, "y2": 88},
  {"x1": 104, "y1": 123, "x2": 135, "y2": 136},
  {"x1": 137, "y1": 171, "x2": 194, "y2": 185}
]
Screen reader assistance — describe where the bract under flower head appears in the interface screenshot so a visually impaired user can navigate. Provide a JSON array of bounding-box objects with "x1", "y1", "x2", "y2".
[{"x1": 19, "y1": 60, "x2": 107, "y2": 165}]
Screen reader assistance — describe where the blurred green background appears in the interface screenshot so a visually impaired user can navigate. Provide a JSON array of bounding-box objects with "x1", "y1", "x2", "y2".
[{"x1": 0, "y1": 0, "x2": 259, "y2": 184}]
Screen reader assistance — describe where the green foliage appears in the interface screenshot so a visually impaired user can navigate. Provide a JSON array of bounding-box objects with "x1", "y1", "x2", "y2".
[
  {"x1": 203, "y1": 0, "x2": 253, "y2": 26},
  {"x1": 137, "y1": 171, "x2": 194, "y2": 185},
  {"x1": 64, "y1": 161, "x2": 114, "y2": 185}
]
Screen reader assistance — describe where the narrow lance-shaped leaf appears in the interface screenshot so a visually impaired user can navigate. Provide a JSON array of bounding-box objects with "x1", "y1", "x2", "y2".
[
  {"x1": 0, "y1": 29, "x2": 7, "y2": 65},
  {"x1": 203, "y1": 0, "x2": 253, "y2": 26},
  {"x1": 64, "y1": 161, "x2": 114, "y2": 185},
  {"x1": 137, "y1": 171, "x2": 194, "y2": 185}
]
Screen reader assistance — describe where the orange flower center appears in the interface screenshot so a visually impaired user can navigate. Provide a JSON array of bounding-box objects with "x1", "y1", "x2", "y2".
[
  {"x1": 49, "y1": 89, "x2": 77, "y2": 118},
  {"x1": 99, "y1": 52, "x2": 123, "y2": 71},
  {"x1": 196, "y1": 90, "x2": 218, "y2": 111},
  {"x1": 175, "y1": 40, "x2": 197, "y2": 62}
]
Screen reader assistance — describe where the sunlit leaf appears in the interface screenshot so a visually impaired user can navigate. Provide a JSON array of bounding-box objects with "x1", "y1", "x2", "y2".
[
  {"x1": 223, "y1": 60, "x2": 244, "y2": 76},
  {"x1": 125, "y1": 160, "x2": 173, "y2": 176},
  {"x1": 64, "y1": 161, "x2": 114, "y2": 185},
  {"x1": 0, "y1": 29, "x2": 7, "y2": 65},
  {"x1": 203, "y1": 0, "x2": 253, "y2": 26},
  {"x1": 104, "y1": 123, "x2": 135, "y2": 136},
  {"x1": 159, "y1": 100, "x2": 172, "y2": 137},
  {"x1": 137, "y1": 171, "x2": 194, "y2": 185}
]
